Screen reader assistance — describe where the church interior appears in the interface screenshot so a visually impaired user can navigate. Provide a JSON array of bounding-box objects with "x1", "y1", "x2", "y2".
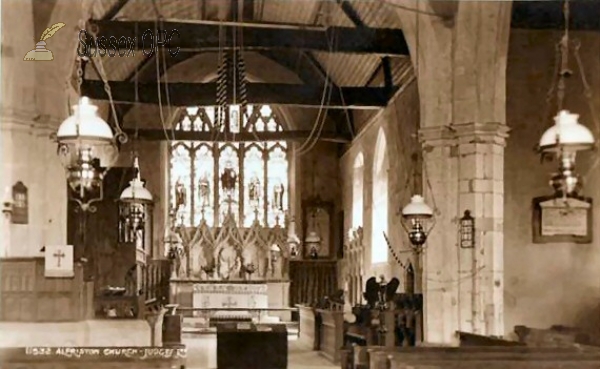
[{"x1": 3, "y1": 0, "x2": 600, "y2": 368}]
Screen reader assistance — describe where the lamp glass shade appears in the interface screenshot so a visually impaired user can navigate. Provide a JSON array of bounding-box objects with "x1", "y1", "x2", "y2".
[
  {"x1": 539, "y1": 110, "x2": 595, "y2": 153},
  {"x1": 120, "y1": 178, "x2": 153, "y2": 203},
  {"x1": 401, "y1": 195, "x2": 433, "y2": 219},
  {"x1": 56, "y1": 97, "x2": 118, "y2": 169},
  {"x1": 119, "y1": 157, "x2": 153, "y2": 203},
  {"x1": 57, "y1": 97, "x2": 114, "y2": 140},
  {"x1": 305, "y1": 231, "x2": 321, "y2": 244},
  {"x1": 270, "y1": 244, "x2": 281, "y2": 253}
]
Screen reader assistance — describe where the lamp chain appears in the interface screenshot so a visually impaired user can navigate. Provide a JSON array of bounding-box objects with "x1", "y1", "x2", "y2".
[
  {"x1": 383, "y1": 232, "x2": 413, "y2": 272},
  {"x1": 87, "y1": 24, "x2": 127, "y2": 144},
  {"x1": 76, "y1": 57, "x2": 84, "y2": 97}
]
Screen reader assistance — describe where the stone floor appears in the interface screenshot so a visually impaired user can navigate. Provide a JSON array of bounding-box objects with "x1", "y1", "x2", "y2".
[{"x1": 183, "y1": 335, "x2": 337, "y2": 369}]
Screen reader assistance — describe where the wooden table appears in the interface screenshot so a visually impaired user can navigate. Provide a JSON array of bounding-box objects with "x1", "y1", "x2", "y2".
[{"x1": 216, "y1": 323, "x2": 287, "y2": 369}]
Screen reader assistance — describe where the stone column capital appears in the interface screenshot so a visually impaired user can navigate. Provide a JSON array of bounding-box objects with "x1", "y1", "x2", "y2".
[
  {"x1": 453, "y1": 122, "x2": 510, "y2": 146},
  {"x1": 418, "y1": 125, "x2": 457, "y2": 148},
  {"x1": 419, "y1": 122, "x2": 510, "y2": 148}
]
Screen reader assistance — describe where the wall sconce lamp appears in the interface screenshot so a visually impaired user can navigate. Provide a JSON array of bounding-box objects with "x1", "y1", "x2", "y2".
[
  {"x1": 459, "y1": 210, "x2": 475, "y2": 249},
  {"x1": 401, "y1": 195, "x2": 435, "y2": 248},
  {"x1": 539, "y1": 110, "x2": 595, "y2": 197}
]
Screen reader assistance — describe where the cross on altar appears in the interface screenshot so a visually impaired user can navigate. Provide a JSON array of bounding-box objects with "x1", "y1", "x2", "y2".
[
  {"x1": 222, "y1": 296, "x2": 238, "y2": 308},
  {"x1": 44, "y1": 245, "x2": 74, "y2": 278},
  {"x1": 53, "y1": 250, "x2": 65, "y2": 267}
]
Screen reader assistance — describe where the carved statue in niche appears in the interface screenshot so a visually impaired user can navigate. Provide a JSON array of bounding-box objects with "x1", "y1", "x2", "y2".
[
  {"x1": 186, "y1": 222, "x2": 215, "y2": 280},
  {"x1": 241, "y1": 227, "x2": 266, "y2": 279},
  {"x1": 216, "y1": 241, "x2": 241, "y2": 280},
  {"x1": 187, "y1": 234, "x2": 203, "y2": 279},
  {"x1": 241, "y1": 240, "x2": 261, "y2": 279},
  {"x1": 269, "y1": 248, "x2": 283, "y2": 279}
]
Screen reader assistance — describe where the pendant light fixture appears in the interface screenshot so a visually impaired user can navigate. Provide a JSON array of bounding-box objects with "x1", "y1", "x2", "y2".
[
  {"x1": 119, "y1": 156, "x2": 153, "y2": 238},
  {"x1": 537, "y1": 0, "x2": 596, "y2": 197},
  {"x1": 400, "y1": 195, "x2": 435, "y2": 249},
  {"x1": 539, "y1": 111, "x2": 594, "y2": 196},
  {"x1": 56, "y1": 96, "x2": 118, "y2": 211},
  {"x1": 56, "y1": 55, "x2": 125, "y2": 212},
  {"x1": 119, "y1": 47, "x2": 153, "y2": 241}
]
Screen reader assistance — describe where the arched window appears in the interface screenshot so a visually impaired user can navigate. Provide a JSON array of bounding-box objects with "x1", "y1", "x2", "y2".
[
  {"x1": 352, "y1": 153, "x2": 364, "y2": 228},
  {"x1": 169, "y1": 105, "x2": 289, "y2": 228},
  {"x1": 372, "y1": 129, "x2": 388, "y2": 264}
]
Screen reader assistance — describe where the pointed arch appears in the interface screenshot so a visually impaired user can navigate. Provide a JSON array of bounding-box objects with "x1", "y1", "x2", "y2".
[
  {"x1": 372, "y1": 129, "x2": 389, "y2": 264},
  {"x1": 352, "y1": 152, "x2": 365, "y2": 228}
]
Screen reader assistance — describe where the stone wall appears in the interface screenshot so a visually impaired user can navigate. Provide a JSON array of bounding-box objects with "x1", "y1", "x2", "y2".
[
  {"x1": 504, "y1": 29, "x2": 600, "y2": 333},
  {"x1": 339, "y1": 80, "x2": 420, "y2": 284}
]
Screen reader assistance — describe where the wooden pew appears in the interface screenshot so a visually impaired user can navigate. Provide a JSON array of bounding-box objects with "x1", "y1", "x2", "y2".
[
  {"x1": 367, "y1": 346, "x2": 600, "y2": 369},
  {"x1": 317, "y1": 309, "x2": 344, "y2": 363},
  {"x1": 298, "y1": 305, "x2": 320, "y2": 350},
  {"x1": 0, "y1": 347, "x2": 186, "y2": 369}
]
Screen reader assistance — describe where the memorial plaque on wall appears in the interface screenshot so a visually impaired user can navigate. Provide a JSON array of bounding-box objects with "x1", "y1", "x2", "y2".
[
  {"x1": 532, "y1": 196, "x2": 592, "y2": 244},
  {"x1": 11, "y1": 181, "x2": 28, "y2": 224}
]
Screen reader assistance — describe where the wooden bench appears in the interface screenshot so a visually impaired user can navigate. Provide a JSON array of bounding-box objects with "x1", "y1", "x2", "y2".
[
  {"x1": 367, "y1": 346, "x2": 600, "y2": 369},
  {"x1": 0, "y1": 347, "x2": 186, "y2": 369}
]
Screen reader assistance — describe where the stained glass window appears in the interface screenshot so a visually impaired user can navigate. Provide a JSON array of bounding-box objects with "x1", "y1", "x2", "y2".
[{"x1": 169, "y1": 105, "x2": 289, "y2": 227}]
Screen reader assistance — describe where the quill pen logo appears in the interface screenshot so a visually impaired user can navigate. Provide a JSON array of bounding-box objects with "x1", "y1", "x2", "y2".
[{"x1": 23, "y1": 22, "x2": 65, "y2": 61}]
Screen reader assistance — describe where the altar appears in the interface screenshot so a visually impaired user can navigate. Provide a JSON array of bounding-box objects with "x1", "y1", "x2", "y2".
[
  {"x1": 167, "y1": 213, "x2": 292, "y2": 322},
  {"x1": 171, "y1": 280, "x2": 290, "y2": 322},
  {"x1": 192, "y1": 283, "x2": 269, "y2": 310}
]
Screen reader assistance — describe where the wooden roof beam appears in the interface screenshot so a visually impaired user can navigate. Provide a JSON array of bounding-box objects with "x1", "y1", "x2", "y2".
[
  {"x1": 82, "y1": 80, "x2": 397, "y2": 109},
  {"x1": 88, "y1": 20, "x2": 410, "y2": 56}
]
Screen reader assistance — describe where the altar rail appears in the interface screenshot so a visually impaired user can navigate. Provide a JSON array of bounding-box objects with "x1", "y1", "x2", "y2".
[
  {"x1": 0, "y1": 258, "x2": 93, "y2": 322},
  {"x1": 178, "y1": 306, "x2": 298, "y2": 324}
]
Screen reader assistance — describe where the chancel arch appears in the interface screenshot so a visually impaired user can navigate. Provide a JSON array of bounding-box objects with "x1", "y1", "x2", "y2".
[{"x1": 372, "y1": 128, "x2": 389, "y2": 265}]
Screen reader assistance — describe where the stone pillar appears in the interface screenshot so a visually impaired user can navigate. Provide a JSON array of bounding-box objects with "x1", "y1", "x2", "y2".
[
  {"x1": 419, "y1": 123, "x2": 508, "y2": 343},
  {"x1": 388, "y1": 0, "x2": 512, "y2": 344}
]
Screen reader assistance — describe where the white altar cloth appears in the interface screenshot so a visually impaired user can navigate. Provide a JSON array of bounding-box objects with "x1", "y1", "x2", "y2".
[{"x1": 192, "y1": 283, "x2": 268, "y2": 310}]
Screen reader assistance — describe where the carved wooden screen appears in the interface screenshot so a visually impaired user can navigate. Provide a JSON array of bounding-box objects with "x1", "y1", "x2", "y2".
[{"x1": 344, "y1": 227, "x2": 364, "y2": 305}]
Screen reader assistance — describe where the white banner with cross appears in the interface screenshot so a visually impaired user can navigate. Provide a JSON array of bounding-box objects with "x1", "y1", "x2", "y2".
[{"x1": 45, "y1": 245, "x2": 74, "y2": 278}]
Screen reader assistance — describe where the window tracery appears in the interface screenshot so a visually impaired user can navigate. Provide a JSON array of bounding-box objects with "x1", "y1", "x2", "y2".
[{"x1": 169, "y1": 105, "x2": 289, "y2": 228}]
